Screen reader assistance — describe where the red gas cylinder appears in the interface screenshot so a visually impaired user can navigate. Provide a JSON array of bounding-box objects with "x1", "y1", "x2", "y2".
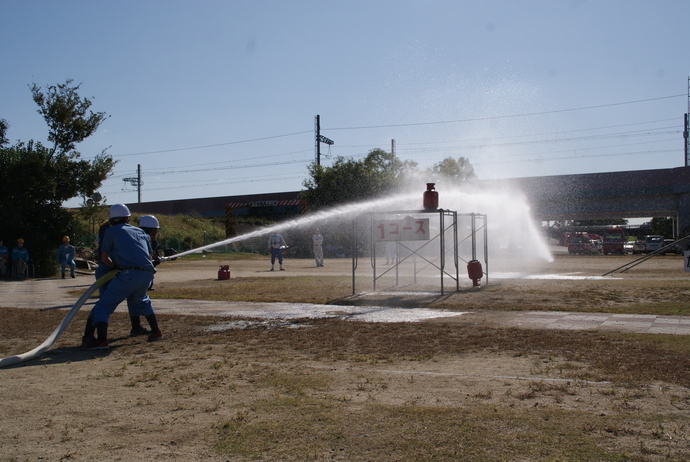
[
  {"x1": 467, "y1": 260, "x2": 483, "y2": 287},
  {"x1": 218, "y1": 265, "x2": 231, "y2": 280},
  {"x1": 423, "y1": 183, "x2": 439, "y2": 211}
]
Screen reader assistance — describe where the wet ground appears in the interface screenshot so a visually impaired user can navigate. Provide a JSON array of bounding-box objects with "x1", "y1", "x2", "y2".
[{"x1": 2, "y1": 252, "x2": 690, "y2": 335}]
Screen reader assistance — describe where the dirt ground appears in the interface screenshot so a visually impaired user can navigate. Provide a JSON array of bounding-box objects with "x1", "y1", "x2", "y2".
[{"x1": 1, "y1": 253, "x2": 689, "y2": 461}]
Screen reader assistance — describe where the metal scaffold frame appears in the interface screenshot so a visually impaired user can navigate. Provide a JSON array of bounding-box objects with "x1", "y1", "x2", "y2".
[{"x1": 349, "y1": 210, "x2": 488, "y2": 295}]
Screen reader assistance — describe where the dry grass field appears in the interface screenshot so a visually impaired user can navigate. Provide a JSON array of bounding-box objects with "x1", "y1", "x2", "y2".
[{"x1": 1, "y1": 253, "x2": 689, "y2": 461}]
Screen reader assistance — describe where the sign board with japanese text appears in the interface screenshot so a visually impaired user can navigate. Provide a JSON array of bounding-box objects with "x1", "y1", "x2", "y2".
[{"x1": 373, "y1": 217, "x2": 430, "y2": 241}]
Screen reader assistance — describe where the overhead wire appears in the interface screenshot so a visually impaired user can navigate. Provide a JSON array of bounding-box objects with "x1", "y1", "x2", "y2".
[
  {"x1": 473, "y1": 148, "x2": 679, "y2": 166},
  {"x1": 107, "y1": 173, "x2": 308, "y2": 196},
  {"x1": 391, "y1": 129, "x2": 680, "y2": 155},
  {"x1": 100, "y1": 95, "x2": 683, "y2": 160},
  {"x1": 98, "y1": 94, "x2": 685, "y2": 198},
  {"x1": 328, "y1": 118, "x2": 680, "y2": 151},
  {"x1": 144, "y1": 149, "x2": 312, "y2": 175},
  {"x1": 324, "y1": 94, "x2": 686, "y2": 131},
  {"x1": 110, "y1": 130, "x2": 312, "y2": 157}
]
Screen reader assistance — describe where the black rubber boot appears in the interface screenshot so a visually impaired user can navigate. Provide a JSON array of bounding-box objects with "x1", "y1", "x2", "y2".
[
  {"x1": 80, "y1": 321, "x2": 109, "y2": 350},
  {"x1": 145, "y1": 314, "x2": 159, "y2": 333},
  {"x1": 146, "y1": 314, "x2": 162, "y2": 342},
  {"x1": 83, "y1": 316, "x2": 95, "y2": 341},
  {"x1": 130, "y1": 316, "x2": 150, "y2": 336},
  {"x1": 95, "y1": 322, "x2": 108, "y2": 341}
]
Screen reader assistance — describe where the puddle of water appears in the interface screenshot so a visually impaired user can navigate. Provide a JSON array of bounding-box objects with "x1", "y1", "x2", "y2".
[
  {"x1": 492, "y1": 272, "x2": 620, "y2": 281},
  {"x1": 206, "y1": 320, "x2": 310, "y2": 331},
  {"x1": 524, "y1": 274, "x2": 619, "y2": 280},
  {"x1": 205, "y1": 303, "x2": 468, "y2": 330}
]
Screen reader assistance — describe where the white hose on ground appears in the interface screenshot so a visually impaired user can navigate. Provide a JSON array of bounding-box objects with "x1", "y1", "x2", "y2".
[{"x1": 0, "y1": 270, "x2": 119, "y2": 368}]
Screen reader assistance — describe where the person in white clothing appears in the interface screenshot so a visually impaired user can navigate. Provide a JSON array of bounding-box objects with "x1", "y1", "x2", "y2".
[
  {"x1": 313, "y1": 229, "x2": 324, "y2": 267},
  {"x1": 385, "y1": 241, "x2": 396, "y2": 265},
  {"x1": 268, "y1": 232, "x2": 287, "y2": 271}
]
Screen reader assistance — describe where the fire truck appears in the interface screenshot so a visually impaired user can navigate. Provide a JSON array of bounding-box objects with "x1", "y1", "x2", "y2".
[
  {"x1": 602, "y1": 227, "x2": 626, "y2": 255},
  {"x1": 563, "y1": 232, "x2": 600, "y2": 255}
]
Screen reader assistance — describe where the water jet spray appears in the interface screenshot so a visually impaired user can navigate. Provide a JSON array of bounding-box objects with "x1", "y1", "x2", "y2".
[{"x1": 0, "y1": 184, "x2": 550, "y2": 366}]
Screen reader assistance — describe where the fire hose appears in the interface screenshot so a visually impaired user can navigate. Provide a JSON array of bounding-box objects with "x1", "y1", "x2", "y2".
[
  {"x1": 0, "y1": 270, "x2": 118, "y2": 368},
  {"x1": 0, "y1": 227, "x2": 292, "y2": 368},
  {"x1": 0, "y1": 238, "x2": 230, "y2": 368}
]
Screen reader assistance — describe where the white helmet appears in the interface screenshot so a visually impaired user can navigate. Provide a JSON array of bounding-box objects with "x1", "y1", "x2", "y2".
[
  {"x1": 138, "y1": 215, "x2": 160, "y2": 229},
  {"x1": 109, "y1": 203, "x2": 131, "y2": 219}
]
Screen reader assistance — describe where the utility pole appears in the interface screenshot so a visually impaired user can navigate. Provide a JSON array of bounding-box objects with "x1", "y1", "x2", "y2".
[
  {"x1": 391, "y1": 139, "x2": 396, "y2": 156},
  {"x1": 314, "y1": 115, "x2": 334, "y2": 166},
  {"x1": 138, "y1": 164, "x2": 141, "y2": 203},
  {"x1": 123, "y1": 164, "x2": 143, "y2": 203},
  {"x1": 685, "y1": 77, "x2": 689, "y2": 166}
]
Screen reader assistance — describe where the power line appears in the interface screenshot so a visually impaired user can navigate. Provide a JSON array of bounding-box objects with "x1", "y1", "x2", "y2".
[
  {"x1": 472, "y1": 148, "x2": 679, "y2": 166},
  {"x1": 145, "y1": 149, "x2": 312, "y2": 174},
  {"x1": 147, "y1": 158, "x2": 311, "y2": 176},
  {"x1": 98, "y1": 173, "x2": 308, "y2": 195},
  {"x1": 106, "y1": 154, "x2": 312, "y2": 180},
  {"x1": 325, "y1": 94, "x2": 686, "y2": 131},
  {"x1": 391, "y1": 118, "x2": 680, "y2": 148},
  {"x1": 393, "y1": 128, "x2": 681, "y2": 153},
  {"x1": 90, "y1": 95, "x2": 683, "y2": 161},
  {"x1": 317, "y1": 118, "x2": 681, "y2": 161},
  {"x1": 111, "y1": 130, "x2": 312, "y2": 157},
  {"x1": 150, "y1": 170, "x2": 304, "y2": 185},
  {"x1": 94, "y1": 97, "x2": 685, "y2": 198}
]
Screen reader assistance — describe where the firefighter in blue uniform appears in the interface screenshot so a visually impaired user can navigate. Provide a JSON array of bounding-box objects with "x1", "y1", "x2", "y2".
[{"x1": 81, "y1": 204, "x2": 162, "y2": 349}]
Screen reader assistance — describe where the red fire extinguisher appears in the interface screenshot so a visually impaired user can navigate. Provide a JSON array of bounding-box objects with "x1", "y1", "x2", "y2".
[
  {"x1": 218, "y1": 265, "x2": 230, "y2": 280},
  {"x1": 467, "y1": 260, "x2": 483, "y2": 287}
]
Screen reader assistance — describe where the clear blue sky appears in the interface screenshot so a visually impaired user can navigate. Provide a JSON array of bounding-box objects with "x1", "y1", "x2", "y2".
[{"x1": 2, "y1": 0, "x2": 688, "y2": 208}]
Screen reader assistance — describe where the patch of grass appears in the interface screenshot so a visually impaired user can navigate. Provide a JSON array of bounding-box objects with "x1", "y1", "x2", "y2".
[
  {"x1": 3, "y1": 307, "x2": 689, "y2": 461},
  {"x1": 146, "y1": 264, "x2": 690, "y2": 316},
  {"x1": 154, "y1": 276, "x2": 357, "y2": 304},
  {"x1": 622, "y1": 302, "x2": 690, "y2": 316},
  {"x1": 260, "y1": 372, "x2": 333, "y2": 395},
  {"x1": 215, "y1": 398, "x2": 649, "y2": 461},
  {"x1": 211, "y1": 319, "x2": 690, "y2": 387}
]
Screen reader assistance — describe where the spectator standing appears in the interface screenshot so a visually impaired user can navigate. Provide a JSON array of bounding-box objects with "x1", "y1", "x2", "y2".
[
  {"x1": 81, "y1": 204, "x2": 162, "y2": 350},
  {"x1": 268, "y1": 232, "x2": 287, "y2": 271},
  {"x1": 313, "y1": 229, "x2": 324, "y2": 267},
  {"x1": 11, "y1": 238, "x2": 29, "y2": 278},
  {"x1": 0, "y1": 240, "x2": 8, "y2": 277},
  {"x1": 56, "y1": 235, "x2": 76, "y2": 278},
  {"x1": 385, "y1": 241, "x2": 396, "y2": 265}
]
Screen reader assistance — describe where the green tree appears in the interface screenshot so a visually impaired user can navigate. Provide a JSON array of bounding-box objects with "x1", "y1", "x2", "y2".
[
  {"x1": 301, "y1": 148, "x2": 413, "y2": 210},
  {"x1": 30, "y1": 79, "x2": 109, "y2": 158},
  {"x1": 0, "y1": 119, "x2": 8, "y2": 146},
  {"x1": 300, "y1": 148, "x2": 416, "y2": 258},
  {"x1": 0, "y1": 80, "x2": 115, "y2": 277},
  {"x1": 650, "y1": 217, "x2": 673, "y2": 238},
  {"x1": 428, "y1": 157, "x2": 476, "y2": 183}
]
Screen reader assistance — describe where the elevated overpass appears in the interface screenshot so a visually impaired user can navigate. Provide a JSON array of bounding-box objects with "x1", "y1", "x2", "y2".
[
  {"x1": 481, "y1": 166, "x2": 690, "y2": 235},
  {"x1": 128, "y1": 167, "x2": 690, "y2": 236}
]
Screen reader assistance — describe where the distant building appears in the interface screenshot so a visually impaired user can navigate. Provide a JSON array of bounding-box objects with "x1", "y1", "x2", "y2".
[{"x1": 127, "y1": 191, "x2": 303, "y2": 219}]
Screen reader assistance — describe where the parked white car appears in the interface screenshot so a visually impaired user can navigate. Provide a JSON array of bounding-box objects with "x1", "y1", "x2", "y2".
[{"x1": 623, "y1": 240, "x2": 645, "y2": 254}]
